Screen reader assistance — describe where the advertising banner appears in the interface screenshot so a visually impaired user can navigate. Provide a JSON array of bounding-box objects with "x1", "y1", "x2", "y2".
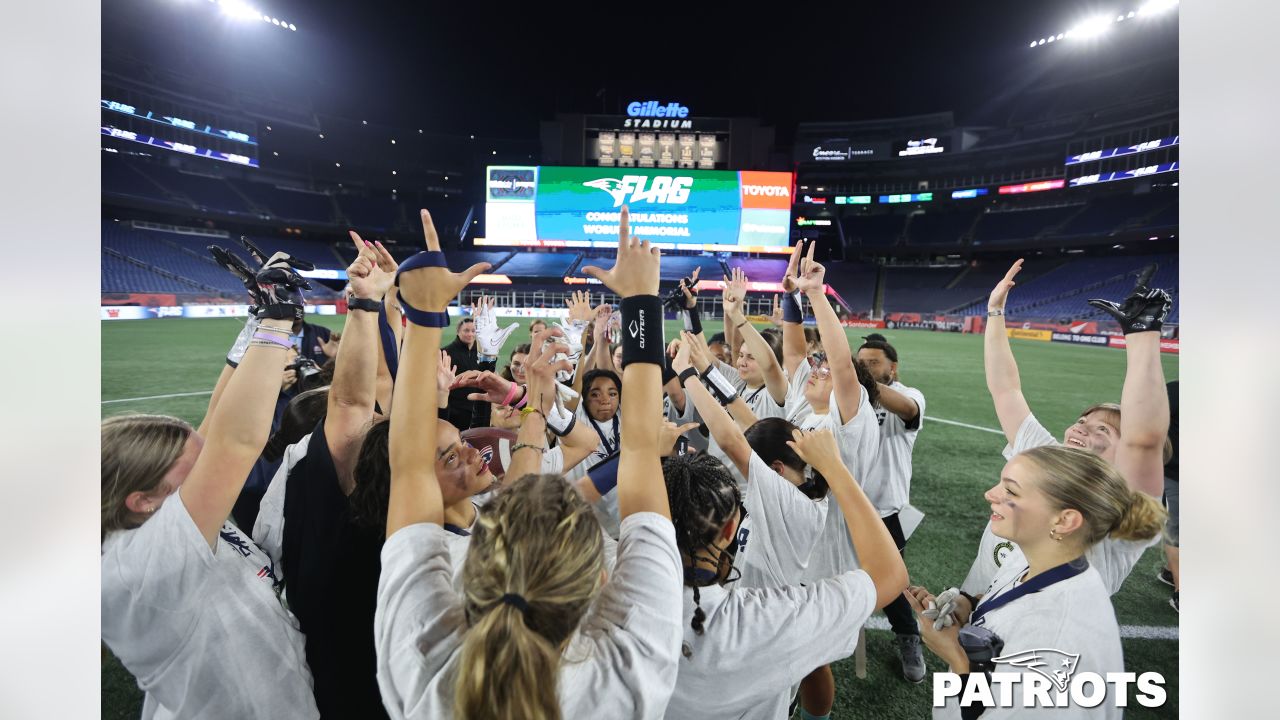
[
  {"x1": 1007, "y1": 328, "x2": 1053, "y2": 341},
  {"x1": 842, "y1": 319, "x2": 888, "y2": 329},
  {"x1": 481, "y1": 165, "x2": 793, "y2": 253},
  {"x1": 1108, "y1": 336, "x2": 1180, "y2": 354},
  {"x1": 1051, "y1": 331, "x2": 1110, "y2": 346}
]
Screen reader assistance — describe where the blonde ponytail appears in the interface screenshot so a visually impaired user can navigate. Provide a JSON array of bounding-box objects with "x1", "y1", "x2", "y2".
[
  {"x1": 1109, "y1": 491, "x2": 1167, "y2": 542},
  {"x1": 454, "y1": 604, "x2": 562, "y2": 720},
  {"x1": 454, "y1": 473, "x2": 604, "y2": 720},
  {"x1": 1021, "y1": 446, "x2": 1166, "y2": 547}
]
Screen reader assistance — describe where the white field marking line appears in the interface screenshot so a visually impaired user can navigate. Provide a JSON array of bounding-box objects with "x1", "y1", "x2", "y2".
[
  {"x1": 863, "y1": 615, "x2": 1177, "y2": 640},
  {"x1": 930, "y1": 416, "x2": 1006, "y2": 435},
  {"x1": 102, "y1": 390, "x2": 214, "y2": 405}
]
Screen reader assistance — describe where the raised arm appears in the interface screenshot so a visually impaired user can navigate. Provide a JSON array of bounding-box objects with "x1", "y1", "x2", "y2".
[
  {"x1": 1088, "y1": 268, "x2": 1174, "y2": 498},
  {"x1": 327, "y1": 233, "x2": 394, "y2": 489},
  {"x1": 796, "y1": 245, "x2": 861, "y2": 424},
  {"x1": 779, "y1": 244, "x2": 809, "y2": 376},
  {"x1": 182, "y1": 250, "x2": 310, "y2": 546},
  {"x1": 984, "y1": 259, "x2": 1033, "y2": 444},
  {"x1": 386, "y1": 210, "x2": 492, "y2": 537},
  {"x1": 722, "y1": 268, "x2": 788, "y2": 404},
  {"x1": 581, "y1": 206, "x2": 669, "y2": 520},
  {"x1": 671, "y1": 334, "x2": 752, "y2": 477},
  {"x1": 790, "y1": 428, "x2": 908, "y2": 609},
  {"x1": 505, "y1": 329, "x2": 573, "y2": 482},
  {"x1": 875, "y1": 382, "x2": 920, "y2": 423},
  {"x1": 684, "y1": 330, "x2": 757, "y2": 430}
]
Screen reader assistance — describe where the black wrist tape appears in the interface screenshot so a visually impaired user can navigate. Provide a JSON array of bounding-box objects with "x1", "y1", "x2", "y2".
[
  {"x1": 678, "y1": 367, "x2": 699, "y2": 386},
  {"x1": 782, "y1": 292, "x2": 803, "y2": 323},
  {"x1": 620, "y1": 295, "x2": 665, "y2": 368},
  {"x1": 662, "y1": 357, "x2": 678, "y2": 386},
  {"x1": 682, "y1": 304, "x2": 703, "y2": 335}
]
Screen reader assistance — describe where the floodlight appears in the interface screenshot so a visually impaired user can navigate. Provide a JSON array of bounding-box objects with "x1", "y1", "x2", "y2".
[
  {"x1": 335, "y1": 162, "x2": 341, "y2": 167},
  {"x1": 1047, "y1": 35, "x2": 1055, "y2": 43},
  {"x1": 1139, "y1": 0, "x2": 1178, "y2": 16},
  {"x1": 220, "y1": 0, "x2": 260, "y2": 20},
  {"x1": 272, "y1": 151, "x2": 278, "y2": 156},
  {"x1": 289, "y1": 23, "x2": 296, "y2": 31},
  {"x1": 1029, "y1": 40, "x2": 1037, "y2": 47},
  {"x1": 319, "y1": 133, "x2": 324, "y2": 139},
  {"x1": 390, "y1": 139, "x2": 396, "y2": 144},
  {"x1": 391, "y1": 170, "x2": 397, "y2": 175},
  {"x1": 1070, "y1": 16, "x2": 1113, "y2": 39},
  {"x1": 272, "y1": 18, "x2": 280, "y2": 26},
  {"x1": 1038, "y1": 39, "x2": 1046, "y2": 45},
  {"x1": 1056, "y1": 33, "x2": 1064, "y2": 39}
]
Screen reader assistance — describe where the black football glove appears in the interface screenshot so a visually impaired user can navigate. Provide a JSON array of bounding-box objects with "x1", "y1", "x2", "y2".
[
  {"x1": 1087, "y1": 264, "x2": 1173, "y2": 334},
  {"x1": 663, "y1": 276, "x2": 697, "y2": 312},
  {"x1": 254, "y1": 251, "x2": 314, "y2": 322},
  {"x1": 208, "y1": 245, "x2": 266, "y2": 312}
]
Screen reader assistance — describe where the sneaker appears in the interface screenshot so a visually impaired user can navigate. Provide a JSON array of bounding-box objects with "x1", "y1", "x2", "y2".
[
  {"x1": 1169, "y1": 592, "x2": 1179, "y2": 613},
  {"x1": 1157, "y1": 567, "x2": 1175, "y2": 588},
  {"x1": 897, "y1": 633, "x2": 925, "y2": 684}
]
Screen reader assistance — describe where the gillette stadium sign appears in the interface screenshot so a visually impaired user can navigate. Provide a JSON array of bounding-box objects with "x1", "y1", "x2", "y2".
[{"x1": 622, "y1": 100, "x2": 692, "y2": 128}]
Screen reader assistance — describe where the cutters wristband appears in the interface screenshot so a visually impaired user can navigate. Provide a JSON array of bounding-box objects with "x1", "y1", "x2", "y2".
[{"x1": 620, "y1": 295, "x2": 665, "y2": 368}]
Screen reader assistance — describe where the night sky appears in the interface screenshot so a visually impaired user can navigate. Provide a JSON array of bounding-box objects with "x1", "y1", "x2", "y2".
[{"x1": 104, "y1": 0, "x2": 1176, "y2": 142}]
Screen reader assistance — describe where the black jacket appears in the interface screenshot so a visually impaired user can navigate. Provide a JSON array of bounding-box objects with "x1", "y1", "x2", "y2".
[{"x1": 443, "y1": 337, "x2": 495, "y2": 429}]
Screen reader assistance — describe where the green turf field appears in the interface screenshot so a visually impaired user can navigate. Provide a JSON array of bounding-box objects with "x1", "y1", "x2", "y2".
[{"x1": 101, "y1": 317, "x2": 1180, "y2": 719}]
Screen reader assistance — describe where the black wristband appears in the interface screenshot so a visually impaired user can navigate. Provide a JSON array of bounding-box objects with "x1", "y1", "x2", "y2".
[
  {"x1": 620, "y1": 295, "x2": 665, "y2": 368},
  {"x1": 683, "y1": 304, "x2": 703, "y2": 335},
  {"x1": 661, "y1": 358, "x2": 678, "y2": 386},
  {"x1": 347, "y1": 297, "x2": 382, "y2": 313},
  {"x1": 678, "y1": 367, "x2": 699, "y2": 386}
]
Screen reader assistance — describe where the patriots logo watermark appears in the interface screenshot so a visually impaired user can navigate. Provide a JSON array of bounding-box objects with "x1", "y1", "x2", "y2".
[
  {"x1": 992, "y1": 648, "x2": 1079, "y2": 693},
  {"x1": 479, "y1": 445, "x2": 495, "y2": 466},
  {"x1": 933, "y1": 648, "x2": 1166, "y2": 711}
]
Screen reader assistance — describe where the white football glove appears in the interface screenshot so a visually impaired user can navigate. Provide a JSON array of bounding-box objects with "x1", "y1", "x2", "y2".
[
  {"x1": 474, "y1": 304, "x2": 519, "y2": 360},
  {"x1": 553, "y1": 319, "x2": 588, "y2": 356},
  {"x1": 921, "y1": 587, "x2": 962, "y2": 631}
]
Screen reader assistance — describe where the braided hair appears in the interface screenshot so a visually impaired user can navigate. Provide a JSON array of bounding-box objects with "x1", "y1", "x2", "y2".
[{"x1": 661, "y1": 453, "x2": 741, "y2": 637}]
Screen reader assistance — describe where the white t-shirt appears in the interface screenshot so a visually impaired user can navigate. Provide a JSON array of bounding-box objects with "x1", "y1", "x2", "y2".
[
  {"x1": 102, "y1": 492, "x2": 318, "y2": 720},
  {"x1": 737, "y1": 453, "x2": 830, "y2": 589},
  {"x1": 960, "y1": 413, "x2": 1157, "y2": 596},
  {"x1": 784, "y1": 358, "x2": 814, "y2": 425},
  {"x1": 663, "y1": 570, "x2": 878, "y2": 720},
  {"x1": 253, "y1": 433, "x2": 313, "y2": 568},
  {"x1": 938, "y1": 562, "x2": 1124, "y2": 720},
  {"x1": 862, "y1": 382, "x2": 926, "y2": 517},
  {"x1": 798, "y1": 384, "x2": 882, "y2": 581},
  {"x1": 718, "y1": 360, "x2": 788, "y2": 421},
  {"x1": 565, "y1": 405, "x2": 620, "y2": 483},
  {"x1": 375, "y1": 512, "x2": 683, "y2": 720}
]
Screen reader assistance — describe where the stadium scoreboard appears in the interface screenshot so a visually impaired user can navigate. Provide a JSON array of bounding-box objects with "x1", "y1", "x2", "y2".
[{"x1": 479, "y1": 165, "x2": 793, "y2": 254}]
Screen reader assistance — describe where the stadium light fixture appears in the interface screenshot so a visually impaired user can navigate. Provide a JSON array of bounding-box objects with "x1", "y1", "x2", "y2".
[
  {"x1": 390, "y1": 139, "x2": 396, "y2": 144},
  {"x1": 335, "y1": 162, "x2": 341, "y2": 167},
  {"x1": 219, "y1": 0, "x2": 261, "y2": 21},
  {"x1": 391, "y1": 170, "x2": 397, "y2": 175},
  {"x1": 362, "y1": 120, "x2": 368, "y2": 125},
  {"x1": 289, "y1": 23, "x2": 296, "y2": 31},
  {"x1": 1029, "y1": 40, "x2": 1037, "y2": 47},
  {"x1": 444, "y1": 176, "x2": 449, "y2": 181},
  {"x1": 1071, "y1": 15, "x2": 1114, "y2": 39},
  {"x1": 318, "y1": 133, "x2": 324, "y2": 139},
  {"x1": 1138, "y1": 0, "x2": 1178, "y2": 16},
  {"x1": 272, "y1": 151, "x2": 278, "y2": 156}
]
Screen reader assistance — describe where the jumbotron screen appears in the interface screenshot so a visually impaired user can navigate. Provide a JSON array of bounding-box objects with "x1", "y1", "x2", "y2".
[{"x1": 478, "y1": 166, "x2": 794, "y2": 254}]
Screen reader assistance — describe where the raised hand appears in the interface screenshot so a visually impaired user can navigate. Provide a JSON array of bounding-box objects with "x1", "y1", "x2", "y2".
[
  {"x1": 768, "y1": 294, "x2": 783, "y2": 327},
  {"x1": 452, "y1": 370, "x2": 515, "y2": 405},
  {"x1": 473, "y1": 295, "x2": 519, "y2": 359},
  {"x1": 397, "y1": 209, "x2": 492, "y2": 313},
  {"x1": 988, "y1": 258, "x2": 1024, "y2": 311},
  {"x1": 785, "y1": 428, "x2": 844, "y2": 478},
  {"x1": 347, "y1": 231, "x2": 394, "y2": 300},
  {"x1": 580, "y1": 206, "x2": 661, "y2": 298},
  {"x1": 682, "y1": 330, "x2": 714, "y2": 373},
  {"x1": 254, "y1": 251, "x2": 313, "y2": 322},
  {"x1": 723, "y1": 267, "x2": 748, "y2": 317},
  {"x1": 794, "y1": 241, "x2": 825, "y2": 293},
  {"x1": 208, "y1": 245, "x2": 265, "y2": 309},
  {"x1": 436, "y1": 349, "x2": 457, "y2": 394},
  {"x1": 320, "y1": 334, "x2": 341, "y2": 359},
  {"x1": 781, "y1": 241, "x2": 803, "y2": 293},
  {"x1": 524, "y1": 328, "x2": 574, "y2": 415},
  {"x1": 565, "y1": 290, "x2": 594, "y2": 323},
  {"x1": 671, "y1": 335, "x2": 693, "y2": 374},
  {"x1": 659, "y1": 420, "x2": 699, "y2": 457},
  {"x1": 1087, "y1": 264, "x2": 1173, "y2": 334}
]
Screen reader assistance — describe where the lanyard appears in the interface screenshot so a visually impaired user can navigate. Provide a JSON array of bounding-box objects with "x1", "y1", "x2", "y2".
[
  {"x1": 745, "y1": 385, "x2": 765, "y2": 405},
  {"x1": 591, "y1": 415, "x2": 620, "y2": 455},
  {"x1": 443, "y1": 523, "x2": 471, "y2": 537},
  {"x1": 971, "y1": 556, "x2": 1089, "y2": 626}
]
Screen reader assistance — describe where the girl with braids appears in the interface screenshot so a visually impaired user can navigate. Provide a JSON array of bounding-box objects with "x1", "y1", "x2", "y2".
[
  {"x1": 671, "y1": 332, "x2": 829, "y2": 591},
  {"x1": 907, "y1": 446, "x2": 1168, "y2": 719},
  {"x1": 101, "y1": 248, "x2": 318, "y2": 719},
  {"x1": 658, "y1": 426, "x2": 909, "y2": 720},
  {"x1": 375, "y1": 207, "x2": 684, "y2": 720}
]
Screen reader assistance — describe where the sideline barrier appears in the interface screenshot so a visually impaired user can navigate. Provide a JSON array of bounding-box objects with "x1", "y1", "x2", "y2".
[
  {"x1": 101, "y1": 304, "x2": 339, "y2": 320},
  {"x1": 1007, "y1": 328, "x2": 1053, "y2": 341},
  {"x1": 1108, "y1": 335, "x2": 1180, "y2": 354},
  {"x1": 1051, "y1": 331, "x2": 1111, "y2": 346}
]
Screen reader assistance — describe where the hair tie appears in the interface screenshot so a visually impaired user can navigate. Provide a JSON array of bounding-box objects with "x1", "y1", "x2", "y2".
[{"x1": 499, "y1": 593, "x2": 529, "y2": 614}]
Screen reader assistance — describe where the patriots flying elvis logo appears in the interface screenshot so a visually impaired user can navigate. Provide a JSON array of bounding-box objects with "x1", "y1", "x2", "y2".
[
  {"x1": 583, "y1": 175, "x2": 693, "y2": 208},
  {"x1": 992, "y1": 649, "x2": 1080, "y2": 693}
]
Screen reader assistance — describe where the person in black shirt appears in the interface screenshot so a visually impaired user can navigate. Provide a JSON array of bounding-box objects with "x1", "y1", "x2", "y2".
[
  {"x1": 443, "y1": 317, "x2": 495, "y2": 429},
  {"x1": 1160, "y1": 379, "x2": 1180, "y2": 612}
]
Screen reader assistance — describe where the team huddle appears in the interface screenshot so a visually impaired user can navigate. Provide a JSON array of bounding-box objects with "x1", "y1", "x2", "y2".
[{"x1": 101, "y1": 206, "x2": 1174, "y2": 719}]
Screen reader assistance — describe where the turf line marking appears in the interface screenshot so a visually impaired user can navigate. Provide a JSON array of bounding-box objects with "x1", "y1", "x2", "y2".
[
  {"x1": 929, "y1": 416, "x2": 1006, "y2": 435},
  {"x1": 863, "y1": 615, "x2": 1176, "y2": 640},
  {"x1": 102, "y1": 391, "x2": 214, "y2": 405}
]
